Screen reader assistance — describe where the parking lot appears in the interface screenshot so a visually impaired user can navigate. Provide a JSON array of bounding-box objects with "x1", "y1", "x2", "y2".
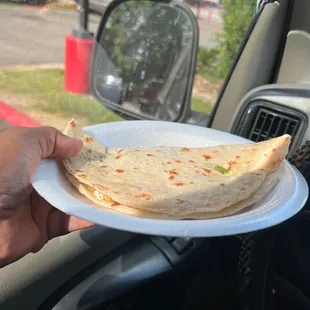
[{"x1": 0, "y1": 4, "x2": 222, "y2": 67}]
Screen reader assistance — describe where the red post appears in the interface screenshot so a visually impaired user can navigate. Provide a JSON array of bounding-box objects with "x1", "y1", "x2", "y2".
[{"x1": 64, "y1": 35, "x2": 94, "y2": 94}]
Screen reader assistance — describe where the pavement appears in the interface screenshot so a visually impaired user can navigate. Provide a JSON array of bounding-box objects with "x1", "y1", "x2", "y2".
[
  {"x1": 0, "y1": 4, "x2": 221, "y2": 67},
  {"x1": 0, "y1": 5, "x2": 100, "y2": 67}
]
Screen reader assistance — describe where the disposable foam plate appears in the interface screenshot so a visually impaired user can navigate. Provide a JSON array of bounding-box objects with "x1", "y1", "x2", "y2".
[{"x1": 33, "y1": 121, "x2": 308, "y2": 237}]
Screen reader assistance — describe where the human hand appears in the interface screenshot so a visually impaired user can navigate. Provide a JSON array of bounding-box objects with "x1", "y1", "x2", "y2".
[{"x1": 0, "y1": 126, "x2": 94, "y2": 267}]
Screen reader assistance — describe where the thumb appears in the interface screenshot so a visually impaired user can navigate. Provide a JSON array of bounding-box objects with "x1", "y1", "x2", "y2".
[{"x1": 30, "y1": 126, "x2": 83, "y2": 159}]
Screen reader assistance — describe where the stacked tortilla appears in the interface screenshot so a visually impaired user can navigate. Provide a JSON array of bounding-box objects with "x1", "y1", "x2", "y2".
[{"x1": 62, "y1": 120, "x2": 290, "y2": 220}]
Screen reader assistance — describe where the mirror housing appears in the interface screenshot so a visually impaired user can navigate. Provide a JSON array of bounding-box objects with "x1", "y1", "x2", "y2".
[{"x1": 90, "y1": 0, "x2": 199, "y2": 122}]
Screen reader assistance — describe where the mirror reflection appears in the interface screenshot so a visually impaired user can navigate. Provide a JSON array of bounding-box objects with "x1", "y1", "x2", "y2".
[{"x1": 93, "y1": 0, "x2": 194, "y2": 121}]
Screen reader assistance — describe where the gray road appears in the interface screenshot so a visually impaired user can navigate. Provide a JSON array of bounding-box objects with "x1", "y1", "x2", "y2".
[
  {"x1": 0, "y1": 5, "x2": 219, "y2": 67},
  {"x1": 0, "y1": 6, "x2": 100, "y2": 66}
]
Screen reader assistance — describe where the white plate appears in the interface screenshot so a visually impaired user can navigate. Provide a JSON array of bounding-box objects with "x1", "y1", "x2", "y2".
[{"x1": 32, "y1": 120, "x2": 309, "y2": 237}]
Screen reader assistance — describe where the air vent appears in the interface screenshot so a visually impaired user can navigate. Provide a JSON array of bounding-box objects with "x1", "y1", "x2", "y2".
[
  {"x1": 234, "y1": 102, "x2": 307, "y2": 156},
  {"x1": 248, "y1": 108, "x2": 300, "y2": 142}
]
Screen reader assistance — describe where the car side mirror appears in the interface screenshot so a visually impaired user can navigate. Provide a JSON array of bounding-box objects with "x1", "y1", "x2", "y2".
[{"x1": 90, "y1": 0, "x2": 199, "y2": 122}]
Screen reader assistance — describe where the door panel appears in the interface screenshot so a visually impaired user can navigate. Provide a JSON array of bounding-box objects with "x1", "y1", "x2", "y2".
[{"x1": 0, "y1": 227, "x2": 134, "y2": 310}]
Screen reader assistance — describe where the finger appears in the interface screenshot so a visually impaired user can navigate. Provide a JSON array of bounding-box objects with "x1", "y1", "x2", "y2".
[
  {"x1": 29, "y1": 126, "x2": 83, "y2": 159},
  {"x1": 32, "y1": 194, "x2": 94, "y2": 239},
  {"x1": 47, "y1": 208, "x2": 95, "y2": 239},
  {"x1": 62, "y1": 215, "x2": 95, "y2": 235}
]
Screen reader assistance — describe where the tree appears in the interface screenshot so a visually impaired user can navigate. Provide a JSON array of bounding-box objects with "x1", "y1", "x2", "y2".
[{"x1": 216, "y1": 0, "x2": 256, "y2": 77}]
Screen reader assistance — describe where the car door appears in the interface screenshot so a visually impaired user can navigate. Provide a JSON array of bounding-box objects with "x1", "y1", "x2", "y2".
[{"x1": 0, "y1": 0, "x2": 297, "y2": 309}]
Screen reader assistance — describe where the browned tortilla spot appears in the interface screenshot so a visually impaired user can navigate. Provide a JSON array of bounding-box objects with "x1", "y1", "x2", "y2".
[
  {"x1": 203, "y1": 155, "x2": 211, "y2": 160},
  {"x1": 169, "y1": 175, "x2": 175, "y2": 180},
  {"x1": 147, "y1": 154, "x2": 154, "y2": 157},
  {"x1": 173, "y1": 158, "x2": 181, "y2": 163},
  {"x1": 202, "y1": 168, "x2": 212, "y2": 174},
  {"x1": 133, "y1": 193, "x2": 151, "y2": 200},
  {"x1": 115, "y1": 155, "x2": 122, "y2": 159},
  {"x1": 85, "y1": 137, "x2": 93, "y2": 142},
  {"x1": 115, "y1": 169, "x2": 124, "y2": 173},
  {"x1": 175, "y1": 182, "x2": 184, "y2": 186}
]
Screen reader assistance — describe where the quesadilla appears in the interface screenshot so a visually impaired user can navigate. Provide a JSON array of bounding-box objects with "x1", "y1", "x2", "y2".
[{"x1": 62, "y1": 119, "x2": 290, "y2": 220}]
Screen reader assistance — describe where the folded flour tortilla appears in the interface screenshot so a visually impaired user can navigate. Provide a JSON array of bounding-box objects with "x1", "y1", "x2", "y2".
[{"x1": 62, "y1": 120, "x2": 290, "y2": 220}]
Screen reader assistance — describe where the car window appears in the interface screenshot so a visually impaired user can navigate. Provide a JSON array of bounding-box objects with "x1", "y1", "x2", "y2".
[
  {"x1": 0, "y1": 0, "x2": 256, "y2": 130},
  {"x1": 190, "y1": 0, "x2": 257, "y2": 115}
]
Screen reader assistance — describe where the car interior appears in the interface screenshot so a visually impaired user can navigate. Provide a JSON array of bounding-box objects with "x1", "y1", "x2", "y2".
[{"x1": 2, "y1": 0, "x2": 310, "y2": 309}]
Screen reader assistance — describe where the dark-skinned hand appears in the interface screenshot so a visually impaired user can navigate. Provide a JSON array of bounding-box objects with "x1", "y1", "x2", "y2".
[{"x1": 0, "y1": 126, "x2": 94, "y2": 267}]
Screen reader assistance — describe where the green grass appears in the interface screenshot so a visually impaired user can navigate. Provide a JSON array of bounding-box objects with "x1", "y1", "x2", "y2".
[
  {"x1": 191, "y1": 97, "x2": 213, "y2": 114},
  {"x1": 0, "y1": 69, "x2": 122, "y2": 124},
  {"x1": 0, "y1": 68, "x2": 213, "y2": 123}
]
